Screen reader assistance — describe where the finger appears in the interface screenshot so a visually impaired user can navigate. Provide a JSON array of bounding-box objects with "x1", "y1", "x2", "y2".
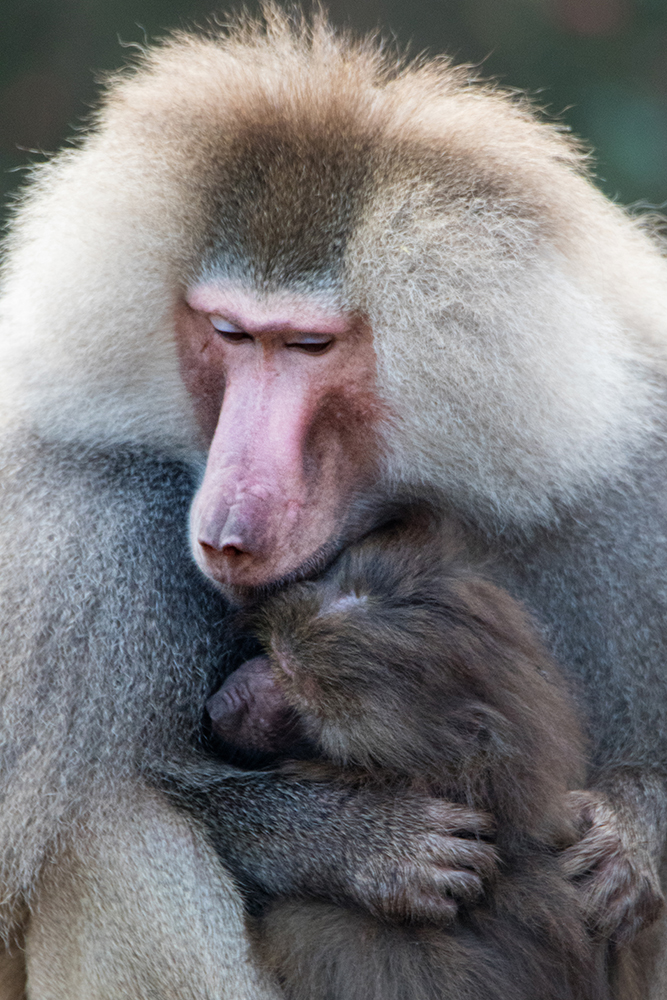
[
  {"x1": 377, "y1": 892, "x2": 459, "y2": 923},
  {"x1": 371, "y1": 873, "x2": 468, "y2": 922},
  {"x1": 561, "y1": 828, "x2": 621, "y2": 878},
  {"x1": 416, "y1": 833, "x2": 498, "y2": 879},
  {"x1": 424, "y1": 800, "x2": 496, "y2": 838},
  {"x1": 398, "y1": 887, "x2": 460, "y2": 922},
  {"x1": 398, "y1": 859, "x2": 488, "y2": 905},
  {"x1": 583, "y1": 867, "x2": 664, "y2": 943},
  {"x1": 428, "y1": 866, "x2": 486, "y2": 902}
]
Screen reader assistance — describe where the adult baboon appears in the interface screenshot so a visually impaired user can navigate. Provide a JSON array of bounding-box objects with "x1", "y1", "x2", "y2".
[{"x1": 0, "y1": 6, "x2": 666, "y2": 997}]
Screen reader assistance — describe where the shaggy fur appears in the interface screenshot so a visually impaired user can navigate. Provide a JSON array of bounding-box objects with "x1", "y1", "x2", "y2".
[
  {"x1": 0, "y1": 5, "x2": 666, "y2": 997},
  {"x1": 206, "y1": 519, "x2": 608, "y2": 1000}
]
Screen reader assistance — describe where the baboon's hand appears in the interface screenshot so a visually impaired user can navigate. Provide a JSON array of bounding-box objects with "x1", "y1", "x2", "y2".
[
  {"x1": 163, "y1": 764, "x2": 497, "y2": 922},
  {"x1": 562, "y1": 790, "x2": 664, "y2": 945},
  {"x1": 338, "y1": 795, "x2": 497, "y2": 922}
]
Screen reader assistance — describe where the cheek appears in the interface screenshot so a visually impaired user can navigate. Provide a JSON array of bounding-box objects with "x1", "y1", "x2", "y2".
[
  {"x1": 174, "y1": 300, "x2": 226, "y2": 441},
  {"x1": 304, "y1": 387, "x2": 385, "y2": 490}
]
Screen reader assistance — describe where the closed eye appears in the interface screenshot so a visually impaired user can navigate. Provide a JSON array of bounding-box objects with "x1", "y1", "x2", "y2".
[
  {"x1": 286, "y1": 337, "x2": 334, "y2": 355},
  {"x1": 210, "y1": 315, "x2": 253, "y2": 343},
  {"x1": 219, "y1": 330, "x2": 253, "y2": 343}
]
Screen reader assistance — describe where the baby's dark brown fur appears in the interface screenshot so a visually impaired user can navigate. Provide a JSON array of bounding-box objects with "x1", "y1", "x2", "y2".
[{"x1": 208, "y1": 521, "x2": 609, "y2": 1000}]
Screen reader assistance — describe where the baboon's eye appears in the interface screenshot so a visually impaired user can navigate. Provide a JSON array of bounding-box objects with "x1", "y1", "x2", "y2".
[
  {"x1": 210, "y1": 316, "x2": 252, "y2": 342},
  {"x1": 285, "y1": 335, "x2": 334, "y2": 354}
]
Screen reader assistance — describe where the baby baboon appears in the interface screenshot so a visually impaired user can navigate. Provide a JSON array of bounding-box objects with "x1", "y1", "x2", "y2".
[{"x1": 207, "y1": 520, "x2": 609, "y2": 1000}]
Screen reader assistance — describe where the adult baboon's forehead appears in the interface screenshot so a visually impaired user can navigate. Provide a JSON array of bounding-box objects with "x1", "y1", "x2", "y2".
[
  {"x1": 198, "y1": 108, "x2": 379, "y2": 289},
  {"x1": 193, "y1": 113, "x2": 545, "y2": 293}
]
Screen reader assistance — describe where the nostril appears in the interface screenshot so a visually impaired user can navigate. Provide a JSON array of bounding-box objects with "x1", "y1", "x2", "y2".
[
  {"x1": 221, "y1": 544, "x2": 244, "y2": 558},
  {"x1": 198, "y1": 540, "x2": 249, "y2": 559}
]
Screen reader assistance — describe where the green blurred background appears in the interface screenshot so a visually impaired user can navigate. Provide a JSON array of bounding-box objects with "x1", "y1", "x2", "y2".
[{"x1": 1, "y1": 0, "x2": 667, "y2": 219}]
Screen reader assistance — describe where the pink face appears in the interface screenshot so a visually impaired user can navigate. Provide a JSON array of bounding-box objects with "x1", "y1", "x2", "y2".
[{"x1": 176, "y1": 285, "x2": 380, "y2": 592}]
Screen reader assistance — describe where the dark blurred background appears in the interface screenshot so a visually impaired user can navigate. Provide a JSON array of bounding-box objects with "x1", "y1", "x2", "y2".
[{"x1": 1, "y1": 0, "x2": 667, "y2": 221}]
